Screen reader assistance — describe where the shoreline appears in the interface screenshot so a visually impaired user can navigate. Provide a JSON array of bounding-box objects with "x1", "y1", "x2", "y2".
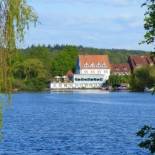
[{"x1": 11, "y1": 88, "x2": 151, "y2": 94}]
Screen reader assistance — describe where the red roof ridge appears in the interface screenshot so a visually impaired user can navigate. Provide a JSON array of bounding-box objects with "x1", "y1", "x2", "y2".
[
  {"x1": 128, "y1": 55, "x2": 154, "y2": 70},
  {"x1": 111, "y1": 63, "x2": 131, "y2": 73},
  {"x1": 79, "y1": 54, "x2": 110, "y2": 69}
]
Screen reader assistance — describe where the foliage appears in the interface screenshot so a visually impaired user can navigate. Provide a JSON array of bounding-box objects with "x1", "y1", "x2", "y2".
[
  {"x1": 0, "y1": 0, "x2": 37, "y2": 92},
  {"x1": 137, "y1": 125, "x2": 155, "y2": 154},
  {"x1": 24, "y1": 44, "x2": 148, "y2": 64},
  {"x1": 50, "y1": 46, "x2": 78, "y2": 76},
  {"x1": 0, "y1": 0, "x2": 37, "y2": 136},
  {"x1": 13, "y1": 58, "x2": 48, "y2": 90},
  {"x1": 142, "y1": 0, "x2": 155, "y2": 46},
  {"x1": 23, "y1": 46, "x2": 53, "y2": 68},
  {"x1": 137, "y1": 1, "x2": 155, "y2": 154},
  {"x1": 77, "y1": 46, "x2": 148, "y2": 64},
  {"x1": 107, "y1": 75, "x2": 130, "y2": 88},
  {"x1": 130, "y1": 66, "x2": 155, "y2": 91},
  {"x1": 24, "y1": 44, "x2": 149, "y2": 63},
  {"x1": 11, "y1": 45, "x2": 78, "y2": 90},
  {"x1": 0, "y1": 0, "x2": 37, "y2": 48},
  {"x1": 24, "y1": 79, "x2": 48, "y2": 91},
  {"x1": 9, "y1": 44, "x2": 150, "y2": 91},
  {"x1": 24, "y1": 58, "x2": 47, "y2": 80}
]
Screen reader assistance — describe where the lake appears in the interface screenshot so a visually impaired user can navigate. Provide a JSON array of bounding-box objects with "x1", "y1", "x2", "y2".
[{"x1": 0, "y1": 91, "x2": 155, "y2": 155}]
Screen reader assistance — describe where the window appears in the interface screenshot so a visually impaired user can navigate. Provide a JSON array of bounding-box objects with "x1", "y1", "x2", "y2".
[
  {"x1": 84, "y1": 70, "x2": 88, "y2": 74},
  {"x1": 84, "y1": 62, "x2": 88, "y2": 68},
  {"x1": 97, "y1": 62, "x2": 100, "y2": 66},
  {"x1": 89, "y1": 63, "x2": 94, "y2": 68},
  {"x1": 91, "y1": 70, "x2": 95, "y2": 74}
]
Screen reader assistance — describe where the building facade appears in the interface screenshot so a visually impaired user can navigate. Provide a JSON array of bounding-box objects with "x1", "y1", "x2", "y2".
[
  {"x1": 111, "y1": 64, "x2": 131, "y2": 75},
  {"x1": 128, "y1": 55, "x2": 154, "y2": 72},
  {"x1": 73, "y1": 55, "x2": 111, "y2": 88},
  {"x1": 50, "y1": 54, "x2": 155, "y2": 89}
]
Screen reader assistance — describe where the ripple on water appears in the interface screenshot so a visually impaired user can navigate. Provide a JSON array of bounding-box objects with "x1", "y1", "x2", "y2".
[{"x1": 0, "y1": 91, "x2": 154, "y2": 155}]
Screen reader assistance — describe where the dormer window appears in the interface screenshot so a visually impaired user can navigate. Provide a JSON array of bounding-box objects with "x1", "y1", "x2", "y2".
[
  {"x1": 103, "y1": 63, "x2": 107, "y2": 68},
  {"x1": 91, "y1": 63, "x2": 95, "y2": 68},
  {"x1": 84, "y1": 62, "x2": 88, "y2": 68}
]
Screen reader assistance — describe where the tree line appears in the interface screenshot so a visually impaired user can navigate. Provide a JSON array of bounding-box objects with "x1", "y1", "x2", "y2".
[
  {"x1": 11, "y1": 45, "x2": 78, "y2": 91},
  {"x1": 7, "y1": 44, "x2": 150, "y2": 91}
]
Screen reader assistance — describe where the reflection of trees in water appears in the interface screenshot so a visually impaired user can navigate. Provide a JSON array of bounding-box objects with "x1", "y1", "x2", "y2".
[
  {"x1": 0, "y1": 105, "x2": 3, "y2": 140},
  {"x1": 0, "y1": 95, "x2": 12, "y2": 141},
  {"x1": 0, "y1": 0, "x2": 37, "y2": 141}
]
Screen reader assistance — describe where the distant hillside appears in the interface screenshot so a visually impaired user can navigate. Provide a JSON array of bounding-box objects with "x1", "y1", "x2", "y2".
[
  {"x1": 23, "y1": 45, "x2": 149, "y2": 64},
  {"x1": 76, "y1": 46, "x2": 148, "y2": 64}
]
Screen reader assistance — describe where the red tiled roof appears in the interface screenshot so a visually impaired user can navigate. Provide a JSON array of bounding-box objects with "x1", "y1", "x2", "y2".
[
  {"x1": 111, "y1": 64, "x2": 131, "y2": 73},
  {"x1": 79, "y1": 55, "x2": 111, "y2": 69},
  {"x1": 129, "y1": 55, "x2": 154, "y2": 69},
  {"x1": 151, "y1": 56, "x2": 155, "y2": 63}
]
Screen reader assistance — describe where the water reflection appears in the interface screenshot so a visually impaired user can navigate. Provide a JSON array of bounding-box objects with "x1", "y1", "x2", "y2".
[
  {"x1": 0, "y1": 104, "x2": 3, "y2": 141},
  {"x1": 0, "y1": 94, "x2": 12, "y2": 142}
]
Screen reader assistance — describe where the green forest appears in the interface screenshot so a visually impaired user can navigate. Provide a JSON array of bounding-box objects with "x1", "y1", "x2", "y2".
[{"x1": 8, "y1": 44, "x2": 150, "y2": 91}]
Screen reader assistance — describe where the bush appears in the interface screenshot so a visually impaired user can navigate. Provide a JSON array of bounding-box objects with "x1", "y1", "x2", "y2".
[
  {"x1": 107, "y1": 75, "x2": 130, "y2": 88},
  {"x1": 24, "y1": 79, "x2": 47, "y2": 91},
  {"x1": 130, "y1": 66, "x2": 155, "y2": 91},
  {"x1": 13, "y1": 78, "x2": 48, "y2": 91}
]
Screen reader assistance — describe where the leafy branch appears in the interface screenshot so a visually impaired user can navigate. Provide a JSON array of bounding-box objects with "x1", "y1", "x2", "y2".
[{"x1": 137, "y1": 125, "x2": 155, "y2": 154}]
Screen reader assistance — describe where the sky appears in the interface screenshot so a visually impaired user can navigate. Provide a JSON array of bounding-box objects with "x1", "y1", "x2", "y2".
[{"x1": 24, "y1": 0, "x2": 154, "y2": 51}]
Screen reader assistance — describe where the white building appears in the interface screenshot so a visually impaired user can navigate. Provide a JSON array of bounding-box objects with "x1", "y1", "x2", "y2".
[
  {"x1": 50, "y1": 55, "x2": 111, "y2": 89},
  {"x1": 73, "y1": 55, "x2": 111, "y2": 88}
]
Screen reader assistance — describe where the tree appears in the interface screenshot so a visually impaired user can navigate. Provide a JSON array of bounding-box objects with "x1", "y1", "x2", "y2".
[
  {"x1": 23, "y1": 46, "x2": 53, "y2": 73},
  {"x1": 107, "y1": 75, "x2": 130, "y2": 88},
  {"x1": 130, "y1": 66, "x2": 155, "y2": 91},
  {"x1": 0, "y1": 0, "x2": 37, "y2": 138},
  {"x1": 137, "y1": 125, "x2": 155, "y2": 154},
  {"x1": 23, "y1": 58, "x2": 47, "y2": 80},
  {"x1": 0, "y1": 0, "x2": 37, "y2": 92},
  {"x1": 13, "y1": 58, "x2": 48, "y2": 90},
  {"x1": 137, "y1": 1, "x2": 155, "y2": 153},
  {"x1": 51, "y1": 46, "x2": 78, "y2": 76},
  {"x1": 142, "y1": 0, "x2": 155, "y2": 46}
]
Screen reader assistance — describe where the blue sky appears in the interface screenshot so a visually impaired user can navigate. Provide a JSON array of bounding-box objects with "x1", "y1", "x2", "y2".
[{"x1": 24, "y1": 0, "x2": 153, "y2": 51}]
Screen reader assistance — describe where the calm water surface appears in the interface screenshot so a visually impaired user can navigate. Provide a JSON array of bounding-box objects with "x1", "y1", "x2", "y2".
[{"x1": 0, "y1": 91, "x2": 155, "y2": 155}]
